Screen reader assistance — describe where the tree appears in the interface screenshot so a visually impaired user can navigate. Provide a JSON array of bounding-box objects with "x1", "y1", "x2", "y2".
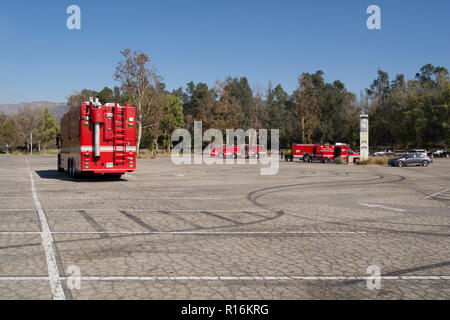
[
  {"x1": 289, "y1": 74, "x2": 320, "y2": 143},
  {"x1": 0, "y1": 113, "x2": 20, "y2": 153},
  {"x1": 114, "y1": 49, "x2": 162, "y2": 153},
  {"x1": 263, "y1": 83, "x2": 288, "y2": 147},
  {"x1": 16, "y1": 105, "x2": 41, "y2": 153},
  {"x1": 36, "y1": 107, "x2": 59, "y2": 151},
  {"x1": 67, "y1": 89, "x2": 98, "y2": 110}
]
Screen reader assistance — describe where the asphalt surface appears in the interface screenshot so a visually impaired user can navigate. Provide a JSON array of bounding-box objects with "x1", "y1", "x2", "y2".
[{"x1": 0, "y1": 154, "x2": 449, "y2": 299}]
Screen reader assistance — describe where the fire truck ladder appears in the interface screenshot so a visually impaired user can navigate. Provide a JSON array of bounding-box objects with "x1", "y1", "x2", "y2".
[{"x1": 113, "y1": 105, "x2": 126, "y2": 165}]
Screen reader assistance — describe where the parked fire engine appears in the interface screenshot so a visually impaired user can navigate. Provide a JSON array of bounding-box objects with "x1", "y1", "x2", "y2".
[
  {"x1": 57, "y1": 98, "x2": 137, "y2": 178},
  {"x1": 286, "y1": 143, "x2": 360, "y2": 163},
  {"x1": 211, "y1": 145, "x2": 244, "y2": 158},
  {"x1": 211, "y1": 144, "x2": 266, "y2": 158},
  {"x1": 243, "y1": 144, "x2": 266, "y2": 158}
]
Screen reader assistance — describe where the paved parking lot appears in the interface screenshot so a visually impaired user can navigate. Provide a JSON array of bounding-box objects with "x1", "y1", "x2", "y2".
[{"x1": 0, "y1": 154, "x2": 449, "y2": 299}]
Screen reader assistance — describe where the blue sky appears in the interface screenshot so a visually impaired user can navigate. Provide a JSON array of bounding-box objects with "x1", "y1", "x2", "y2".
[{"x1": 0, "y1": 0, "x2": 449, "y2": 103}]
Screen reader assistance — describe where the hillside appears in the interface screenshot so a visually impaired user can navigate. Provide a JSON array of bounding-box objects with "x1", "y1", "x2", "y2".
[{"x1": 0, "y1": 101, "x2": 69, "y2": 121}]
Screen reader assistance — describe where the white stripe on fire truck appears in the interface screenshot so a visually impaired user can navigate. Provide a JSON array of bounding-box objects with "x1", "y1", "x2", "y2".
[{"x1": 61, "y1": 146, "x2": 135, "y2": 152}]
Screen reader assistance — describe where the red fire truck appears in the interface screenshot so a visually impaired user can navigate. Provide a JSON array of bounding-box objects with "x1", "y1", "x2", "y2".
[
  {"x1": 311, "y1": 143, "x2": 360, "y2": 163},
  {"x1": 287, "y1": 143, "x2": 360, "y2": 163},
  {"x1": 243, "y1": 144, "x2": 266, "y2": 158},
  {"x1": 211, "y1": 145, "x2": 244, "y2": 158},
  {"x1": 292, "y1": 144, "x2": 315, "y2": 161},
  {"x1": 57, "y1": 98, "x2": 137, "y2": 178}
]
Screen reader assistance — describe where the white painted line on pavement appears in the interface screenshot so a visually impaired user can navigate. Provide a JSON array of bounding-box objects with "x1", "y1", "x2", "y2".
[
  {"x1": 26, "y1": 159, "x2": 65, "y2": 300},
  {"x1": 0, "y1": 231, "x2": 368, "y2": 235},
  {"x1": 423, "y1": 189, "x2": 450, "y2": 199},
  {"x1": 0, "y1": 275, "x2": 449, "y2": 281},
  {"x1": 359, "y1": 203, "x2": 407, "y2": 212}
]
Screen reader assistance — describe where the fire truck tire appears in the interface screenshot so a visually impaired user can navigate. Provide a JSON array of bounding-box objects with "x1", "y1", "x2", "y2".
[
  {"x1": 323, "y1": 157, "x2": 330, "y2": 163},
  {"x1": 69, "y1": 159, "x2": 74, "y2": 177},
  {"x1": 233, "y1": 153, "x2": 237, "y2": 159},
  {"x1": 353, "y1": 158, "x2": 360, "y2": 164},
  {"x1": 254, "y1": 153, "x2": 260, "y2": 159},
  {"x1": 303, "y1": 155, "x2": 310, "y2": 162},
  {"x1": 57, "y1": 155, "x2": 64, "y2": 173}
]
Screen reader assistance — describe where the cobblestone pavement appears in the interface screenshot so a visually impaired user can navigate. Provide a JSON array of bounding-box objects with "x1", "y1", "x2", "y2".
[{"x1": 0, "y1": 154, "x2": 449, "y2": 299}]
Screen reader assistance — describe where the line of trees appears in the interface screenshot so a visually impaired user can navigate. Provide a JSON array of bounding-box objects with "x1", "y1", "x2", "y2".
[
  {"x1": 0, "y1": 106, "x2": 59, "y2": 153},
  {"x1": 1, "y1": 48, "x2": 448, "y2": 154}
]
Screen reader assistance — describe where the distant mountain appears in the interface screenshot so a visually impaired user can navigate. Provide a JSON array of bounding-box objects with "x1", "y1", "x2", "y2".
[{"x1": 0, "y1": 101, "x2": 69, "y2": 121}]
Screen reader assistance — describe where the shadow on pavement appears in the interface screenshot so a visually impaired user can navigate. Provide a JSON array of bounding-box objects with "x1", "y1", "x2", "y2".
[{"x1": 35, "y1": 170, "x2": 125, "y2": 182}]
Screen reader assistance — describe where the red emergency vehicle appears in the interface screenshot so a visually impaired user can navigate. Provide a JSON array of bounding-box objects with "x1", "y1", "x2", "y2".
[
  {"x1": 292, "y1": 144, "x2": 315, "y2": 161},
  {"x1": 290, "y1": 143, "x2": 360, "y2": 163},
  {"x1": 243, "y1": 144, "x2": 266, "y2": 158},
  {"x1": 210, "y1": 145, "x2": 243, "y2": 158},
  {"x1": 311, "y1": 143, "x2": 360, "y2": 163},
  {"x1": 57, "y1": 98, "x2": 137, "y2": 178}
]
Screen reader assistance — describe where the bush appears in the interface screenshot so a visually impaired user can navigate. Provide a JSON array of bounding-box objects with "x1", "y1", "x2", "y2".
[
  {"x1": 335, "y1": 158, "x2": 345, "y2": 164},
  {"x1": 355, "y1": 156, "x2": 392, "y2": 165}
]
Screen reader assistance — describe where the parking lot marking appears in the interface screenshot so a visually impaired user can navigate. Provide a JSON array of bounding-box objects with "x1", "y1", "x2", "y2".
[
  {"x1": 0, "y1": 275, "x2": 448, "y2": 281},
  {"x1": 0, "y1": 231, "x2": 367, "y2": 235},
  {"x1": 359, "y1": 203, "x2": 407, "y2": 212},
  {"x1": 26, "y1": 159, "x2": 65, "y2": 300},
  {"x1": 423, "y1": 189, "x2": 450, "y2": 199}
]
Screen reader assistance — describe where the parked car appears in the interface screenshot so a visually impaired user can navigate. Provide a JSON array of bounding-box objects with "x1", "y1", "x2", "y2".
[
  {"x1": 373, "y1": 149, "x2": 394, "y2": 157},
  {"x1": 388, "y1": 152, "x2": 433, "y2": 167},
  {"x1": 432, "y1": 149, "x2": 449, "y2": 158},
  {"x1": 409, "y1": 149, "x2": 428, "y2": 157}
]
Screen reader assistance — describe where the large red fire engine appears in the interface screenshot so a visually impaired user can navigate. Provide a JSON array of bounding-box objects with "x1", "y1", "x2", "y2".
[
  {"x1": 289, "y1": 143, "x2": 360, "y2": 163},
  {"x1": 57, "y1": 98, "x2": 137, "y2": 178}
]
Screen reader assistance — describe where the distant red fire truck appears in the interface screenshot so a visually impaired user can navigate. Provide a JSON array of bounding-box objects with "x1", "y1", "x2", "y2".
[
  {"x1": 210, "y1": 144, "x2": 266, "y2": 158},
  {"x1": 287, "y1": 143, "x2": 360, "y2": 163},
  {"x1": 210, "y1": 145, "x2": 243, "y2": 158},
  {"x1": 57, "y1": 98, "x2": 136, "y2": 178}
]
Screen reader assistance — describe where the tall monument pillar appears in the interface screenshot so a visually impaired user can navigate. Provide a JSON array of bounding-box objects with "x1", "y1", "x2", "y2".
[{"x1": 360, "y1": 114, "x2": 369, "y2": 161}]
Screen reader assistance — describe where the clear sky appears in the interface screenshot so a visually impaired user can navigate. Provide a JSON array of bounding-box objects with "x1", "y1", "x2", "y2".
[{"x1": 0, "y1": 0, "x2": 449, "y2": 103}]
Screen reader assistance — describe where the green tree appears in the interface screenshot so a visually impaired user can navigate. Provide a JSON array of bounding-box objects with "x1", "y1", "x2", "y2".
[{"x1": 36, "y1": 107, "x2": 60, "y2": 151}]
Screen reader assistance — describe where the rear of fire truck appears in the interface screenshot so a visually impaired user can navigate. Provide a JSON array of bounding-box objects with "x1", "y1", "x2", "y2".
[{"x1": 57, "y1": 98, "x2": 136, "y2": 178}]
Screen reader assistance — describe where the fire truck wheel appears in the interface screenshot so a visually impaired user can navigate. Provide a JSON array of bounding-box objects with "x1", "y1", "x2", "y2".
[
  {"x1": 353, "y1": 158, "x2": 360, "y2": 164},
  {"x1": 57, "y1": 155, "x2": 64, "y2": 173},
  {"x1": 233, "y1": 153, "x2": 237, "y2": 159},
  {"x1": 323, "y1": 157, "x2": 330, "y2": 163},
  {"x1": 303, "y1": 155, "x2": 310, "y2": 162},
  {"x1": 254, "y1": 153, "x2": 260, "y2": 159},
  {"x1": 69, "y1": 159, "x2": 74, "y2": 177}
]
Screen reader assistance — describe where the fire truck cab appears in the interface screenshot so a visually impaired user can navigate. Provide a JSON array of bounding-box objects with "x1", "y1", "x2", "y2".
[{"x1": 57, "y1": 98, "x2": 137, "y2": 178}]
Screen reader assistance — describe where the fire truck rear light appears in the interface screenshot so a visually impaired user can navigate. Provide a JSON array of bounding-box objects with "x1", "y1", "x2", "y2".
[
  {"x1": 84, "y1": 166, "x2": 89, "y2": 169},
  {"x1": 83, "y1": 116, "x2": 89, "y2": 120}
]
